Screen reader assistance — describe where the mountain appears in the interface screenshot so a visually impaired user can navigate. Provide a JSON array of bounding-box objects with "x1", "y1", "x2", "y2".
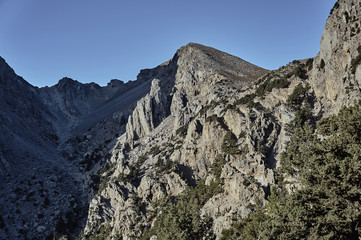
[
  {"x1": 1, "y1": 0, "x2": 361, "y2": 239},
  {"x1": 0, "y1": 57, "x2": 154, "y2": 239}
]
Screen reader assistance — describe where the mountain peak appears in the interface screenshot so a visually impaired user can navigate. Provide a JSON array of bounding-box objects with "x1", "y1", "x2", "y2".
[
  {"x1": 176, "y1": 42, "x2": 268, "y2": 83},
  {"x1": 58, "y1": 77, "x2": 79, "y2": 85}
]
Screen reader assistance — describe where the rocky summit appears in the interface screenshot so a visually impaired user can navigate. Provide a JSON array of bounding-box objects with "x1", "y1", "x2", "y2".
[{"x1": 1, "y1": 0, "x2": 361, "y2": 239}]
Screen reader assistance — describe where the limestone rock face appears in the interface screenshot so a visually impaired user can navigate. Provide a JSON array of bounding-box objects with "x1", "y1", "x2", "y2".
[
  {"x1": 0, "y1": 55, "x2": 156, "y2": 239},
  {"x1": 126, "y1": 78, "x2": 173, "y2": 145},
  {"x1": 310, "y1": 0, "x2": 361, "y2": 115},
  {"x1": 2, "y1": 1, "x2": 360, "y2": 239},
  {"x1": 82, "y1": 43, "x2": 281, "y2": 239},
  {"x1": 125, "y1": 43, "x2": 268, "y2": 146},
  {"x1": 83, "y1": 7, "x2": 361, "y2": 234}
]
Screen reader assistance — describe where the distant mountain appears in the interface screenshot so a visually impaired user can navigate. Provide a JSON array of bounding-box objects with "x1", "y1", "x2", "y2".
[
  {"x1": 1, "y1": 0, "x2": 361, "y2": 239},
  {"x1": 0, "y1": 56, "x2": 153, "y2": 239}
]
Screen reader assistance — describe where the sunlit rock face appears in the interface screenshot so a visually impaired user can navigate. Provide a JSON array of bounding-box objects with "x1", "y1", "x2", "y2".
[{"x1": 2, "y1": 1, "x2": 361, "y2": 238}]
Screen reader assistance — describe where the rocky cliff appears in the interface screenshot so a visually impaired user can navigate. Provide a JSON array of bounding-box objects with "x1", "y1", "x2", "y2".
[
  {"x1": 310, "y1": 0, "x2": 361, "y2": 113},
  {"x1": 82, "y1": 1, "x2": 361, "y2": 239},
  {"x1": 0, "y1": 57, "x2": 154, "y2": 239},
  {"x1": 1, "y1": 0, "x2": 361, "y2": 239}
]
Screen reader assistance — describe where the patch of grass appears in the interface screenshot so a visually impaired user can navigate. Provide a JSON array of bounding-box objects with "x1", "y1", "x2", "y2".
[{"x1": 88, "y1": 225, "x2": 112, "y2": 240}]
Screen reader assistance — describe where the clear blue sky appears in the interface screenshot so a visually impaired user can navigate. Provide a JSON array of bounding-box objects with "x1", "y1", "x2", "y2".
[{"x1": 0, "y1": 0, "x2": 337, "y2": 87}]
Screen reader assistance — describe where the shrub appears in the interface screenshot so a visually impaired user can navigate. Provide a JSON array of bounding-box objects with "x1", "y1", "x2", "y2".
[
  {"x1": 149, "y1": 146, "x2": 161, "y2": 156},
  {"x1": 293, "y1": 66, "x2": 308, "y2": 79},
  {"x1": 286, "y1": 83, "x2": 309, "y2": 109},
  {"x1": 234, "y1": 93, "x2": 256, "y2": 106},
  {"x1": 88, "y1": 225, "x2": 111, "y2": 240},
  {"x1": 205, "y1": 114, "x2": 219, "y2": 123},
  {"x1": 211, "y1": 154, "x2": 226, "y2": 179},
  {"x1": 255, "y1": 78, "x2": 290, "y2": 97},
  {"x1": 242, "y1": 179, "x2": 251, "y2": 187},
  {"x1": 222, "y1": 131, "x2": 241, "y2": 155},
  {"x1": 222, "y1": 105, "x2": 361, "y2": 239},
  {"x1": 142, "y1": 179, "x2": 219, "y2": 240},
  {"x1": 156, "y1": 158, "x2": 175, "y2": 173},
  {"x1": 306, "y1": 58, "x2": 314, "y2": 71},
  {"x1": 116, "y1": 154, "x2": 147, "y2": 185},
  {"x1": 351, "y1": 46, "x2": 361, "y2": 74},
  {"x1": 176, "y1": 125, "x2": 188, "y2": 137}
]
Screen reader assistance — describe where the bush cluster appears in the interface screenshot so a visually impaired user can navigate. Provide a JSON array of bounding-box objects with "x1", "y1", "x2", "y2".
[
  {"x1": 286, "y1": 83, "x2": 310, "y2": 109},
  {"x1": 221, "y1": 104, "x2": 361, "y2": 239},
  {"x1": 221, "y1": 131, "x2": 241, "y2": 155},
  {"x1": 176, "y1": 125, "x2": 188, "y2": 137},
  {"x1": 351, "y1": 46, "x2": 361, "y2": 74},
  {"x1": 142, "y1": 178, "x2": 222, "y2": 240}
]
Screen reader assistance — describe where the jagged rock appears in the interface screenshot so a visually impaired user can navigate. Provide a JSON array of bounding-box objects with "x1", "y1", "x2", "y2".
[
  {"x1": 1, "y1": 1, "x2": 359, "y2": 239},
  {"x1": 310, "y1": 0, "x2": 361, "y2": 114}
]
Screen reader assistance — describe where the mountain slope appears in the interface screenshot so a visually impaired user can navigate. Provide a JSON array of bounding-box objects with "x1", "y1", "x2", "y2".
[
  {"x1": 0, "y1": 41, "x2": 267, "y2": 239},
  {"x1": 1, "y1": 0, "x2": 361, "y2": 239},
  {"x1": 82, "y1": 1, "x2": 361, "y2": 239},
  {"x1": 0, "y1": 58, "x2": 154, "y2": 239}
]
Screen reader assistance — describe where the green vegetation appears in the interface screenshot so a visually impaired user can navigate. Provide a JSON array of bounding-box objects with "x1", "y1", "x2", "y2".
[
  {"x1": 286, "y1": 83, "x2": 310, "y2": 109},
  {"x1": 142, "y1": 178, "x2": 222, "y2": 240},
  {"x1": 205, "y1": 114, "x2": 221, "y2": 123},
  {"x1": 149, "y1": 146, "x2": 161, "y2": 156},
  {"x1": 91, "y1": 162, "x2": 116, "y2": 194},
  {"x1": 155, "y1": 157, "x2": 175, "y2": 173},
  {"x1": 176, "y1": 125, "x2": 189, "y2": 137},
  {"x1": 351, "y1": 46, "x2": 361, "y2": 74},
  {"x1": 221, "y1": 104, "x2": 361, "y2": 239},
  {"x1": 87, "y1": 225, "x2": 112, "y2": 240},
  {"x1": 234, "y1": 93, "x2": 256, "y2": 107},
  {"x1": 116, "y1": 154, "x2": 147, "y2": 184},
  {"x1": 142, "y1": 153, "x2": 227, "y2": 240},
  {"x1": 132, "y1": 194, "x2": 145, "y2": 215},
  {"x1": 230, "y1": 64, "x2": 310, "y2": 109},
  {"x1": 198, "y1": 100, "x2": 220, "y2": 116},
  {"x1": 210, "y1": 154, "x2": 226, "y2": 179},
  {"x1": 222, "y1": 131, "x2": 241, "y2": 155},
  {"x1": 306, "y1": 58, "x2": 314, "y2": 71},
  {"x1": 255, "y1": 77, "x2": 290, "y2": 97},
  {"x1": 292, "y1": 66, "x2": 308, "y2": 79}
]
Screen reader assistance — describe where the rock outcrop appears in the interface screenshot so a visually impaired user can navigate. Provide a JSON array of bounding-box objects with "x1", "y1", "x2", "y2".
[
  {"x1": 1, "y1": 1, "x2": 360, "y2": 239},
  {"x1": 310, "y1": 0, "x2": 361, "y2": 114},
  {"x1": 82, "y1": 1, "x2": 361, "y2": 239},
  {"x1": 0, "y1": 57, "x2": 155, "y2": 239}
]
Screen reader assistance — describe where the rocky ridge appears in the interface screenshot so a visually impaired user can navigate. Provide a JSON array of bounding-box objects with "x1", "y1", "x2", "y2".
[
  {"x1": 1, "y1": 0, "x2": 361, "y2": 239},
  {"x1": 0, "y1": 57, "x2": 155, "y2": 239},
  {"x1": 82, "y1": 1, "x2": 361, "y2": 239}
]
